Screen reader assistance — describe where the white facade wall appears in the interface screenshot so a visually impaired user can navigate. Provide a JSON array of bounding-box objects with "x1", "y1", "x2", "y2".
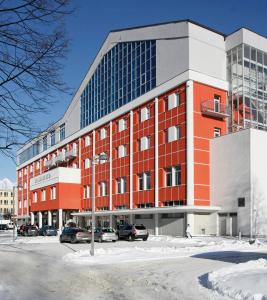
[{"x1": 211, "y1": 129, "x2": 267, "y2": 236}]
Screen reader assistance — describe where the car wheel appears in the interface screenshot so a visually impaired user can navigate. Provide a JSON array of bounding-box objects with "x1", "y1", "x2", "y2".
[
  {"x1": 143, "y1": 237, "x2": 148, "y2": 241},
  {"x1": 43, "y1": 231, "x2": 47, "y2": 237},
  {"x1": 98, "y1": 237, "x2": 102, "y2": 243},
  {"x1": 128, "y1": 234, "x2": 134, "y2": 241},
  {"x1": 112, "y1": 240, "x2": 116, "y2": 243},
  {"x1": 59, "y1": 237, "x2": 64, "y2": 243},
  {"x1": 71, "y1": 237, "x2": 76, "y2": 244}
]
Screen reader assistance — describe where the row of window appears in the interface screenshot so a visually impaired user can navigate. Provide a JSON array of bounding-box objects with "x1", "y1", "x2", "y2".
[
  {"x1": 0, "y1": 192, "x2": 13, "y2": 197},
  {"x1": 83, "y1": 165, "x2": 181, "y2": 198},
  {"x1": 84, "y1": 93, "x2": 181, "y2": 144},
  {"x1": 32, "y1": 186, "x2": 56, "y2": 203},
  {"x1": 0, "y1": 200, "x2": 13, "y2": 205},
  {"x1": 19, "y1": 123, "x2": 66, "y2": 164},
  {"x1": 0, "y1": 208, "x2": 13, "y2": 213}
]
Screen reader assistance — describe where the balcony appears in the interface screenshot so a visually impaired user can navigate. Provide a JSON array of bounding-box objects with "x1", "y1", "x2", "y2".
[
  {"x1": 45, "y1": 158, "x2": 56, "y2": 169},
  {"x1": 30, "y1": 167, "x2": 81, "y2": 191},
  {"x1": 65, "y1": 148, "x2": 77, "y2": 160},
  {"x1": 55, "y1": 152, "x2": 66, "y2": 165},
  {"x1": 201, "y1": 100, "x2": 230, "y2": 119}
]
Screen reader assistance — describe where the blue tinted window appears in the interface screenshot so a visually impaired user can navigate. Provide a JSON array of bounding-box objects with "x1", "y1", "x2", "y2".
[
  {"x1": 80, "y1": 40, "x2": 156, "y2": 128},
  {"x1": 51, "y1": 130, "x2": 55, "y2": 146}
]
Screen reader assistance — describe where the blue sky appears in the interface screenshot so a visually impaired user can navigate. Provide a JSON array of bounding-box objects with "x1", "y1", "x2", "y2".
[{"x1": 1, "y1": 0, "x2": 267, "y2": 181}]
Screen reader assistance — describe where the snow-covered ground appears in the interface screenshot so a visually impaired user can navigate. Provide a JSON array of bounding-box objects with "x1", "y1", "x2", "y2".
[
  {"x1": 206, "y1": 259, "x2": 267, "y2": 300},
  {"x1": 63, "y1": 235, "x2": 267, "y2": 265},
  {"x1": 1, "y1": 231, "x2": 267, "y2": 299}
]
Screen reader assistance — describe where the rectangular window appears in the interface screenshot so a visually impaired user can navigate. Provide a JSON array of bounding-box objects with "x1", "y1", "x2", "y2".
[
  {"x1": 60, "y1": 124, "x2": 65, "y2": 141},
  {"x1": 50, "y1": 130, "x2": 55, "y2": 146},
  {"x1": 167, "y1": 93, "x2": 180, "y2": 110},
  {"x1": 118, "y1": 145, "x2": 126, "y2": 158},
  {"x1": 85, "y1": 135, "x2": 91, "y2": 147},
  {"x1": 214, "y1": 95, "x2": 221, "y2": 113},
  {"x1": 84, "y1": 185, "x2": 90, "y2": 199},
  {"x1": 41, "y1": 189, "x2": 46, "y2": 201},
  {"x1": 165, "y1": 165, "x2": 181, "y2": 187},
  {"x1": 138, "y1": 172, "x2": 151, "y2": 191},
  {"x1": 214, "y1": 128, "x2": 221, "y2": 138},
  {"x1": 84, "y1": 158, "x2": 91, "y2": 169},
  {"x1": 19, "y1": 201, "x2": 22, "y2": 208},
  {"x1": 50, "y1": 187, "x2": 56, "y2": 200},
  {"x1": 43, "y1": 136, "x2": 48, "y2": 151},
  {"x1": 167, "y1": 126, "x2": 180, "y2": 143},
  {"x1": 140, "y1": 107, "x2": 150, "y2": 122},
  {"x1": 23, "y1": 199, "x2": 27, "y2": 208},
  {"x1": 100, "y1": 128, "x2": 107, "y2": 140},
  {"x1": 99, "y1": 181, "x2": 107, "y2": 196},
  {"x1": 238, "y1": 197, "x2": 245, "y2": 207},
  {"x1": 140, "y1": 136, "x2": 150, "y2": 151},
  {"x1": 117, "y1": 177, "x2": 126, "y2": 194},
  {"x1": 33, "y1": 192, "x2": 38, "y2": 203},
  {"x1": 118, "y1": 119, "x2": 126, "y2": 132}
]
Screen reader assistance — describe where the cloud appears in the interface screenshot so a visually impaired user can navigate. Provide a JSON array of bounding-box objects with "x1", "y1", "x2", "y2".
[{"x1": 0, "y1": 178, "x2": 15, "y2": 190}]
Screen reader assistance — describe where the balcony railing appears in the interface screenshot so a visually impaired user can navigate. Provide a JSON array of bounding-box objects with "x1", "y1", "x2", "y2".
[
  {"x1": 45, "y1": 158, "x2": 56, "y2": 169},
  {"x1": 65, "y1": 148, "x2": 77, "y2": 160},
  {"x1": 201, "y1": 100, "x2": 230, "y2": 119},
  {"x1": 55, "y1": 152, "x2": 66, "y2": 164}
]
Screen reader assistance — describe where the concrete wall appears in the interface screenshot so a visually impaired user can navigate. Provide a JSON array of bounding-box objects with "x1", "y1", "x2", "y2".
[
  {"x1": 194, "y1": 213, "x2": 217, "y2": 235},
  {"x1": 211, "y1": 129, "x2": 267, "y2": 236}
]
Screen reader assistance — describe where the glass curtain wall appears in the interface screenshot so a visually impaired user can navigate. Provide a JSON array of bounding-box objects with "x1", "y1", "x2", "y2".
[
  {"x1": 227, "y1": 44, "x2": 267, "y2": 131},
  {"x1": 80, "y1": 40, "x2": 156, "y2": 128}
]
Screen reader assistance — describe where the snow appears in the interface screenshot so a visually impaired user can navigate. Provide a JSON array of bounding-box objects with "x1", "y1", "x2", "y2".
[
  {"x1": 206, "y1": 259, "x2": 267, "y2": 300},
  {"x1": 63, "y1": 236, "x2": 267, "y2": 266},
  {"x1": 1, "y1": 231, "x2": 267, "y2": 300},
  {"x1": 0, "y1": 178, "x2": 14, "y2": 189}
]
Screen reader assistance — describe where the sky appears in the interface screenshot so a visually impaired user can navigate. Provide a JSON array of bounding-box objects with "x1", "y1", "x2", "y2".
[{"x1": 1, "y1": 0, "x2": 267, "y2": 182}]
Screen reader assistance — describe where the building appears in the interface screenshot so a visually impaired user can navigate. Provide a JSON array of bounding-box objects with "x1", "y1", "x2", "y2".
[
  {"x1": 0, "y1": 189, "x2": 14, "y2": 218},
  {"x1": 16, "y1": 20, "x2": 267, "y2": 236}
]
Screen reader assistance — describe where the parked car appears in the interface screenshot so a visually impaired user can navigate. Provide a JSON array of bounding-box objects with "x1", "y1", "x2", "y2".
[
  {"x1": 117, "y1": 224, "x2": 149, "y2": 241},
  {"x1": 94, "y1": 228, "x2": 117, "y2": 243},
  {"x1": 0, "y1": 224, "x2": 8, "y2": 230},
  {"x1": 59, "y1": 227, "x2": 91, "y2": 244},
  {"x1": 19, "y1": 224, "x2": 38, "y2": 236},
  {"x1": 39, "y1": 225, "x2": 57, "y2": 236}
]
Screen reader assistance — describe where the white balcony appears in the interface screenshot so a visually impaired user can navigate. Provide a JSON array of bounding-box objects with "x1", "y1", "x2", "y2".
[
  {"x1": 201, "y1": 100, "x2": 230, "y2": 119},
  {"x1": 55, "y1": 152, "x2": 66, "y2": 164},
  {"x1": 65, "y1": 148, "x2": 77, "y2": 160},
  {"x1": 45, "y1": 158, "x2": 56, "y2": 169},
  {"x1": 30, "y1": 167, "x2": 81, "y2": 191}
]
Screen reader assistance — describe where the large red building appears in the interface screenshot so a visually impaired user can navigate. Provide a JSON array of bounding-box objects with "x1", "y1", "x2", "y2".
[{"x1": 17, "y1": 20, "x2": 267, "y2": 236}]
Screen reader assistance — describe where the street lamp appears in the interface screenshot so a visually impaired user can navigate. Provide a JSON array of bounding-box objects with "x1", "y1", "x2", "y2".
[
  {"x1": 90, "y1": 153, "x2": 109, "y2": 256},
  {"x1": 12, "y1": 184, "x2": 22, "y2": 242}
]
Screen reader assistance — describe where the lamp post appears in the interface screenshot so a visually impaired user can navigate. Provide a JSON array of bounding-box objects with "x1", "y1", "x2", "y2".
[{"x1": 90, "y1": 153, "x2": 109, "y2": 256}]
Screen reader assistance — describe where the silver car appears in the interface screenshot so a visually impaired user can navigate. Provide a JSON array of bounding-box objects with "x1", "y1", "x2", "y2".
[{"x1": 94, "y1": 228, "x2": 117, "y2": 243}]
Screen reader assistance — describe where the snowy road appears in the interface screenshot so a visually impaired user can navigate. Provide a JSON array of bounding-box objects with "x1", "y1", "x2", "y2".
[{"x1": 1, "y1": 232, "x2": 267, "y2": 300}]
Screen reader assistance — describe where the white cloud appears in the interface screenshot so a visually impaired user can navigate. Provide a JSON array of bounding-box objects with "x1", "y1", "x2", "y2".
[{"x1": 0, "y1": 178, "x2": 15, "y2": 190}]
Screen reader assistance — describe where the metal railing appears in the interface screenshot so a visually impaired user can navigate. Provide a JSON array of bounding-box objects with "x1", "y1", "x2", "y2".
[
  {"x1": 201, "y1": 100, "x2": 230, "y2": 118},
  {"x1": 65, "y1": 148, "x2": 77, "y2": 160}
]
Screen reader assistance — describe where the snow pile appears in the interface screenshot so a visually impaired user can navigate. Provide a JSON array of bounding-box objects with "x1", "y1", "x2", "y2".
[
  {"x1": 63, "y1": 246, "x2": 189, "y2": 265},
  {"x1": 0, "y1": 235, "x2": 59, "y2": 245},
  {"x1": 0, "y1": 178, "x2": 14, "y2": 190},
  {"x1": 207, "y1": 259, "x2": 267, "y2": 300},
  {"x1": 63, "y1": 238, "x2": 267, "y2": 266}
]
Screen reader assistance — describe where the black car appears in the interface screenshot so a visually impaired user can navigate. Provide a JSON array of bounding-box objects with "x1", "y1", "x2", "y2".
[
  {"x1": 20, "y1": 225, "x2": 39, "y2": 236},
  {"x1": 0, "y1": 224, "x2": 8, "y2": 230},
  {"x1": 39, "y1": 225, "x2": 57, "y2": 236},
  {"x1": 59, "y1": 227, "x2": 91, "y2": 244}
]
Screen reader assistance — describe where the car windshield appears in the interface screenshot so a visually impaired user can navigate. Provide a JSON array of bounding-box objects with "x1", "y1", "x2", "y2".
[
  {"x1": 102, "y1": 228, "x2": 114, "y2": 233},
  {"x1": 135, "y1": 225, "x2": 146, "y2": 230}
]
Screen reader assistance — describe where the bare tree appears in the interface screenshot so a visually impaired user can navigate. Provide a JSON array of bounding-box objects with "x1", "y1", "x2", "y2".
[{"x1": 0, "y1": 0, "x2": 72, "y2": 159}]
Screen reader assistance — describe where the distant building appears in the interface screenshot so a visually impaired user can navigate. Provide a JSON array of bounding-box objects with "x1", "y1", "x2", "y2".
[
  {"x1": 0, "y1": 189, "x2": 14, "y2": 218},
  {"x1": 16, "y1": 19, "x2": 267, "y2": 236}
]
